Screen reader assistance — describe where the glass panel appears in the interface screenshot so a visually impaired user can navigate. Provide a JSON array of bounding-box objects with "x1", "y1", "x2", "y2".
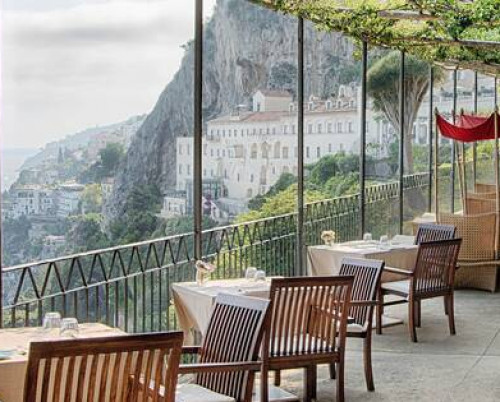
[{"x1": 201, "y1": 0, "x2": 298, "y2": 278}]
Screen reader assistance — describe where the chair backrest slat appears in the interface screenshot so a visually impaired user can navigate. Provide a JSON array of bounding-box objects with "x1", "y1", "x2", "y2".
[
  {"x1": 268, "y1": 276, "x2": 353, "y2": 357},
  {"x1": 339, "y1": 258, "x2": 384, "y2": 327},
  {"x1": 24, "y1": 331, "x2": 183, "y2": 402},
  {"x1": 415, "y1": 223, "x2": 456, "y2": 245},
  {"x1": 196, "y1": 293, "x2": 269, "y2": 402},
  {"x1": 412, "y1": 239, "x2": 462, "y2": 295}
]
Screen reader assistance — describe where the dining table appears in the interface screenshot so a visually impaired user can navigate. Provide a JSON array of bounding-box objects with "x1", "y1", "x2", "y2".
[
  {"x1": 0, "y1": 323, "x2": 125, "y2": 402},
  {"x1": 172, "y1": 277, "x2": 274, "y2": 344}
]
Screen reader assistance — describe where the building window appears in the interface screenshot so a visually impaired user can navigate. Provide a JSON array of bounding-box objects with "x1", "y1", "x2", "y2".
[
  {"x1": 317, "y1": 124, "x2": 322, "y2": 134},
  {"x1": 228, "y1": 129, "x2": 232, "y2": 137},
  {"x1": 222, "y1": 149, "x2": 226, "y2": 157},
  {"x1": 224, "y1": 169, "x2": 228, "y2": 178},
  {"x1": 348, "y1": 121, "x2": 353, "y2": 132},
  {"x1": 211, "y1": 169, "x2": 214, "y2": 177},
  {"x1": 187, "y1": 145, "x2": 191, "y2": 155},
  {"x1": 306, "y1": 147, "x2": 310, "y2": 158},
  {"x1": 210, "y1": 149, "x2": 214, "y2": 157},
  {"x1": 178, "y1": 145, "x2": 183, "y2": 155},
  {"x1": 187, "y1": 165, "x2": 191, "y2": 175},
  {"x1": 308, "y1": 124, "x2": 313, "y2": 134},
  {"x1": 294, "y1": 147, "x2": 298, "y2": 157},
  {"x1": 327, "y1": 123, "x2": 332, "y2": 133},
  {"x1": 251, "y1": 144, "x2": 258, "y2": 159},
  {"x1": 203, "y1": 169, "x2": 207, "y2": 177},
  {"x1": 178, "y1": 164, "x2": 183, "y2": 174},
  {"x1": 292, "y1": 125, "x2": 296, "y2": 134},
  {"x1": 217, "y1": 149, "x2": 220, "y2": 157},
  {"x1": 266, "y1": 127, "x2": 270, "y2": 135},
  {"x1": 250, "y1": 174, "x2": 254, "y2": 183},
  {"x1": 274, "y1": 142, "x2": 281, "y2": 159},
  {"x1": 272, "y1": 127, "x2": 276, "y2": 135},
  {"x1": 337, "y1": 122, "x2": 343, "y2": 133},
  {"x1": 237, "y1": 173, "x2": 240, "y2": 182},
  {"x1": 328, "y1": 143, "x2": 332, "y2": 153},
  {"x1": 259, "y1": 128, "x2": 263, "y2": 135},
  {"x1": 284, "y1": 125, "x2": 288, "y2": 134},
  {"x1": 282, "y1": 147, "x2": 289, "y2": 159}
]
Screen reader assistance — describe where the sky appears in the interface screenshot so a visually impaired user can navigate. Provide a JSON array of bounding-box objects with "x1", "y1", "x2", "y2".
[{"x1": 1, "y1": 0, "x2": 217, "y2": 149}]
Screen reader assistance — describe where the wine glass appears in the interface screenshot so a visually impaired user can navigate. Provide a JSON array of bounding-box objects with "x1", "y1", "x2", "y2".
[
  {"x1": 245, "y1": 267, "x2": 258, "y2": 281},
  {"x1": 363, "y1": 233, "x2": 372, "y2": 242},
  {"x1": 60, "y1": 318, "x2": 79, "y2": 338},
  {"x1": 43, "y1": 312, "x2": 61, "y2": 336},
  {"x1": 254, "y1": 270, "x2": 266, "y2": 282}
]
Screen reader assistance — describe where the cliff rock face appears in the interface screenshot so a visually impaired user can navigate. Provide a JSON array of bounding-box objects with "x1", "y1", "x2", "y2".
[{"x1": 106, "y1": 0, "x2": 355, "y2": 220}]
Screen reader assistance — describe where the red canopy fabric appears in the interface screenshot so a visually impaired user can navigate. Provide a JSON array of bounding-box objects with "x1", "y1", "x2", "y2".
[{"x1": 437, "y1": 112, "x2": 500, "y2": 143}]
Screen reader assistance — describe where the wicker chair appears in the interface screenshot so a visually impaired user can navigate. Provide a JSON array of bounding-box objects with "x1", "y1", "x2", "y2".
[
  {"x1": 465, "y1": 195, "x2": 496, "y2": 215},
  {"x1": 25, "y1": 332, "x2": 184, "y2": 402},
  {"x1": 440, "y1": 212, "x2": 499, "y2": 292},
  {"x1": 377, "y1": 239, "x2": 462, "y2": 342},
  {"x1": 261, "y1": 276, "x2": 354, "y2": 402}
]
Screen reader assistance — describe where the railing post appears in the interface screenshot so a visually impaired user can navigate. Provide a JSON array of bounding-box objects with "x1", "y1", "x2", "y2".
[
  {"x1": 193, "y1": 0, "x2": 203, "y2": 260},
  {"x1": 428, "y1": 65, "x2": 434, "y2": 212},
  {"x1": 296, "y1": 17, "x2": 305, "y2": 276},
  {"x1": 399, "y1": 51, "x2": 405, "y2": 234},
  {"x1": 359, "y1": 40, "x2": 368, "y2": 237},
  {"x1": 451, "y1": 69, "x2": 457, "y2": 213}
]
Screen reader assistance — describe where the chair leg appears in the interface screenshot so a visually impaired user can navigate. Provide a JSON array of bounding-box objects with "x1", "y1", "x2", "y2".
[
  {"x1": 415, "y1": 300, "x2": 421, "y2": 328},
  {"x1": 444, "y1": 295, "x2": 449, "y2": 315},
  {"x1": 408, "y1": 299, "x2": 418, "y2": 343},
  {"x1": 311, "y1": 365, "x2": 317, "y2": 400},
  {"x1": 447, "y1": 293, "x2": 456, "y2": 335},
  {"x1": 363, "y1": 331, "x2": 375, "y2": 392},
  {"x1": 329, "y1": 362, "x2": 336, "y2": 379},
  {"x1": 261, "y1": 364, "x2": 270, "y2": 402},
  {"x1": 274, "y1": 369, "x2": 281, "y2": 386},
  {"x1": 304, "y1": 366, "x2": 315, "y2": 402},
  {"x1": 336, "y1": 359, "x2": 345, "y2": 402},
  {"x1": 376, "y1": 290, "x2": 383, "y2": 335}
]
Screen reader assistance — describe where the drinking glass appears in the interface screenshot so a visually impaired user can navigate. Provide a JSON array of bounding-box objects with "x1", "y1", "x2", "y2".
[
  {"x1": 60, "y1": 318, "x2": 79, "y2": 338},
  {"x1": 245, "y1": 267, "x2": 258, "y2": 281},
  {"x1": 379, "y1": 235, "x2": 389, "y2": 248},
  {"x1": 254, "y1": 270, "x2": 266, "y2": 282},
  {"x1": 43, "y1": 312, "x2": 61, "y2": 335},
  {"x1": 363, "y1": 233, "x2": 372, "y2": 242}
]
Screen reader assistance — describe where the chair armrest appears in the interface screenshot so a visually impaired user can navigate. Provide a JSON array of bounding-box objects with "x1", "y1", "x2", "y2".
[
  {"x1": 350, "y1": 300, "x2": 378, "y2": 307},
  {"x1": 179, "y1": 361, "x2": 261, "y2": 375},
  {"x1": 182, "y1": 346, "x2": 202, "y2": 355},
  {"x1": 384, "y1": 266, "x2": 413, "y2": 276}
]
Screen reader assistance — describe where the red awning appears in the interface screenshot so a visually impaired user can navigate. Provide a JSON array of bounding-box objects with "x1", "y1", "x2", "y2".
[{"x1": 437, "y1": 112, "x2": 500, "y2": 143}]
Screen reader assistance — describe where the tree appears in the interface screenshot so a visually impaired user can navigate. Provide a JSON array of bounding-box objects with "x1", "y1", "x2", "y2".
[
  {"x1": 67, "y1": 214, "x2": 109, "y2": 252},
  {"x1": 248, "y1": 172, "x2": 296, "y2": 210},
  {"x1": 81, "y1": 184, "x2": 103, "y2": 213},
  {"x1": 367, "y1": 51, "x2": 445, "y2": 173},
  {"x1": 99, "y1": 143, "x2": 124, "y2": 176}
]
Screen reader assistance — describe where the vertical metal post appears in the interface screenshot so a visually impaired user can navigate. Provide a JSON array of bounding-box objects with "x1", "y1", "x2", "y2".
[
  {"x1": 296, "y1": 18, "x2": 305, "y2": 276},
  {"x1": 495, "y1": 76, "x2": 498, "y2": 108},
  {"x1": 428, "y1": 66, "x2": 434, "y2": 212},
  {"x1": 359, "y1": 41, "x2": 368, "y2": 237},
  {"x1": 398, "y1": 51, "x2": 405, "y2": 234},
  {"x1": 451, "y1": 69, "x2": 457, "y2": 212},
  {"x1": 472, "y1": 71, "x2": 478, "y2": 189},
  {"x1": 193, "y1": 0, "x2": 203, "y2": 260}
]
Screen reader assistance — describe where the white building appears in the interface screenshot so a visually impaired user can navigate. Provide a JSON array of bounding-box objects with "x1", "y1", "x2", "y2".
[
  {"x1": 176, "y1": 86, "x2": 367, "y2": 203},
  {"x1": 8, "y1": 186, "x2": 55, "y2": 218},
  {"x1": 56, "y1": 183, "x2": 84, "y2": 218}
]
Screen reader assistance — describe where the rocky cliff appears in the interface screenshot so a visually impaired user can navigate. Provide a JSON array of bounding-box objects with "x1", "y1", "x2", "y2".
[{"x1": 106, "y1": 0, "x2": 357, "y2": 220}]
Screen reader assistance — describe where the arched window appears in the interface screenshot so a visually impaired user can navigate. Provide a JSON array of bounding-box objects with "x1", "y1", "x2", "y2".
[
  {"x1": 261, "y1": 142, "x2": 269, "y2": 159},
  {"x1": 274, "y1": 142, "x2": 281, "y2": 159},
  {"x1": 251, "y1": 143, "x2": 258, "y2": 159}
]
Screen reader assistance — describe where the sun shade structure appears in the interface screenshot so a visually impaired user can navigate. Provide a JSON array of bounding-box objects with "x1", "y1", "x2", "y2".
[
  {"x1": 251, "y1": 0, "x2": 500, "y2": 76},
  {"x1": 437, "y1": 112, "x2": 500, "y2": 142}
]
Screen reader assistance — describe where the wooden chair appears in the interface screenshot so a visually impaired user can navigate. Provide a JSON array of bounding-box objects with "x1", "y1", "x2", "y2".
[
  {"x1": 149, "y1": 293, "x2": 270, "y2": 402},
  {"x1": 440, "y1": 212, "x2": 499, "y2": 292},
  {"x1": 24, "y1": 331, "x2": 183, "y2": 402},
  {"x1": 328, "y1": 258, "x2": 384, "y2": 392},
  {"x1": 377, "y1": 239, "x2": 462, "y2": 342},
  {"x1": 414, "y1": 223, "x2": 456, "y2": 244},
  {"x1": 261, "y1": 276, "x2": 354, "y2": 402}
]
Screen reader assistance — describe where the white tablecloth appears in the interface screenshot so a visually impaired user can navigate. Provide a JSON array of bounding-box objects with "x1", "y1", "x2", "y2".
[
  {"x1": 172, "y1": 278, "x2": 273, "y2": 344},
  {"x1": 307, "y1": 237, "x2": 418, "y2": 282},
  {"x1": 0, "y1": 323, "x2": 124, "y2": 402}
]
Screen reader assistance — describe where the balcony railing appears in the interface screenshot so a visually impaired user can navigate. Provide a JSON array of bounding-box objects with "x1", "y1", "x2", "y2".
[{"x1": 1, "y1": 173, "x2": 429, "y2": 331}]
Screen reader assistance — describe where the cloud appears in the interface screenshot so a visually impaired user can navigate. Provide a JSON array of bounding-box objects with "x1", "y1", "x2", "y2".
[{"x1": 1, "y1": 0, "x2": 215, "y2": 149}]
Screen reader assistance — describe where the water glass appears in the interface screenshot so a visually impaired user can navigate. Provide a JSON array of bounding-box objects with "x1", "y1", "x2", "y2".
[
  {"x1": 379, "y1": 235, "x2": 389, "y2": 248},
  {"x1": 43, "y1": 312, "x2": 61, "y2": 334},
  {"x1": 245, "y1": 267, "x2": 258, "y2": 281},
  {"x1": 254, "y1": 270, "x2": 266, "y2": 282},
  {"x1": 363, "y1": 233, "x2": 372, "y2": 242},
  {"x1": 60, "y1": 318, "x2": 79, "y2": 338}
]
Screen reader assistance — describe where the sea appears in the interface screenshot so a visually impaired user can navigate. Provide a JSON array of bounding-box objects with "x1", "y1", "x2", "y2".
[{"x1": 1, "y1": 148, "x2": 39, "y2": 191}]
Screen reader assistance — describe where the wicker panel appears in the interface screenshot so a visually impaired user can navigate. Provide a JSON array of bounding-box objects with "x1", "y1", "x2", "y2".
[
  {"x1": 468, "y1": 191, "x2": 498, "y2": 200},
  {"x1": 439, "y1": 212, "x2": 498, "y2": 292},
  {"x1": 475, "y1": 183, "x2": 497, "y2": 194},
  {"x1": 465, "y1": 196, "x2": 496, "y2": 215}
]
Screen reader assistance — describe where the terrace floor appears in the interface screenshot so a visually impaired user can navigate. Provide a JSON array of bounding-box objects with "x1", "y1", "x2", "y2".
[{"x1": 275, "y1": 290, "x2": 500, "y2": 401}]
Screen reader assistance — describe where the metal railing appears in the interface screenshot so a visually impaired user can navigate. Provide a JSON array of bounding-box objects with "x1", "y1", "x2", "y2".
[{"x1": 1, "y1": 173, "x2": 429, "y2": 331}]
